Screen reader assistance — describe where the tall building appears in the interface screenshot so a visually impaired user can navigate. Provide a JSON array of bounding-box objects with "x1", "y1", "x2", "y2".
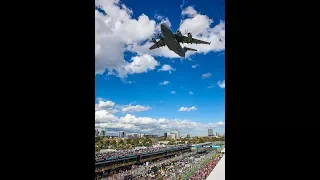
[
  {"x1": 164, "y1": 133, "x2": 168, "y2": 138},
  {"x1": 187, "y1": 134, "x2": 190, "y2": 138},
  {"x1": 133, "y1": 133, "x2": 138, "y2": 139},
  {"x1": 208, "y1": 129, "x2": 213, "y2": 136},
  {"x1": 170, "y1": 130, "x2": 180, "y2": 139},
  {"x1": 102, "y1": 130, "x2": 106, "y2": 136},
  {"x1": 216, "y1": 132, "x2": 218, "y2": 136},
  {"x1": 95, "y1": 129, "x2": 99, "y2": 136},
  {"x1": 119, "y1": 131, "x2": 125, "y2": 138},
  {"x1": 167, "y1": 134, "x2": 175, "y2": 139}
]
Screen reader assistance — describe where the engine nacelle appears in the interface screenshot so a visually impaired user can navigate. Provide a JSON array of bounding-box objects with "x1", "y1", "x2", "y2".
[
  {"x1": 152, "y1": 38, "x2": 157, "y2": 44},
  {"x1": 187, "y1": 33, "x2": 192, "y2": 43},
  {"x1": 157, "y1": 34, "x2": 164, "y2": 40}
]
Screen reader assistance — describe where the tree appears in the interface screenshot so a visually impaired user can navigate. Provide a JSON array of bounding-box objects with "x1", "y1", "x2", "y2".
[
  {"x1": 126, "y1": 139, "x2": 132, "y2": 145},
  {"x1": 110, "y1": 139, "x2": 117, "y2": 149},
  {"x1": 119, "y1": 139, "x2": 124, "y2": 145},
  {"x1": 133, "y1": 139, "x2": 139, "y2": 147},
  {"x1": 199, "y1": 138, "x2": 205, "y2": 143}
]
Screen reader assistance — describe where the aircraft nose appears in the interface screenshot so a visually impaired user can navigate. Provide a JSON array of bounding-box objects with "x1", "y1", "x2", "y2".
[{"x1": 161, "y1": 23, "x2": 168, "y2": 29}]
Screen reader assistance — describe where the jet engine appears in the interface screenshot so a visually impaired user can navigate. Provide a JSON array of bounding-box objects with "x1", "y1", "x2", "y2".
[
  {"x1": 187, "y1": 32, "x2": 192, "y2": 43},
  {"x1": 176, "y1": 30, "x2": 182, "y2": 36}
]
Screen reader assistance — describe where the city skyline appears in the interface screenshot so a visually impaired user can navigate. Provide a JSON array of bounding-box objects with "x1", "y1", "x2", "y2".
[{"x1": 95, "y1": 0, "x2": 225, "y2": 137}]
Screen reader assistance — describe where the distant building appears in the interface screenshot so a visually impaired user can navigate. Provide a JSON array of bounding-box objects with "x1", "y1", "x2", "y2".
[
  {"x1": 187, "y1": 134, "x2": 190, "y2": 138},
  {"x1": 127, "y1": 134, "x2": 133, "y2": 139},
  {"x1": 145, "y1": 134, "x2": 158, "y2": 138},
  {"x1": 102, "y1": 130, "x2": 106, "y2": 136},
  {"x1": 119, "y1": 131, "x2": 125, "y2": 138},
  {"x1": 208, "y1": 129, "x2": 213, "y2": 136},
  {"x1": 133, "y1": 133, "x2": 138, "y2": 139},
  {"x1": 95, "y1": 129, "x2": 99, "y2": 136},
  {"x1": 167, "y1": 134, "x2": 175, "y2": 140},
  {"x1": 164, "y1": 133, "x2": 168, "y2": 138},
  {"x1": 170, "y1": 131, "x2": 180, "y2": 139}
]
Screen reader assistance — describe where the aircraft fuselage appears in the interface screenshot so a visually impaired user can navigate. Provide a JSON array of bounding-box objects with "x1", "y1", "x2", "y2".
[{"x1": 161, "y1": 23, "x2": 185, "y2": 57}]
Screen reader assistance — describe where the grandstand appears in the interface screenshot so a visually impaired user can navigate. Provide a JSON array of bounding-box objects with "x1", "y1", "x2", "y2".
[
  {"x1": 95, "y1": 145, "x2": 191, "y2": 173},
  {"x1": 95, "y1": 143, "x2": 225, "y2": 180}
]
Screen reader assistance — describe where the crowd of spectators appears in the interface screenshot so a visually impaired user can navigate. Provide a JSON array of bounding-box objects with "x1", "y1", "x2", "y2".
[
  {"x1": 96, "y1": 148, "x2": 223, "y2": 180},
  {"x1": 95, "y1": 145, "x2": 188, "y2": 162},
  {"x1": 189, "y1": 155, "x2": 222, "y2": 180}
]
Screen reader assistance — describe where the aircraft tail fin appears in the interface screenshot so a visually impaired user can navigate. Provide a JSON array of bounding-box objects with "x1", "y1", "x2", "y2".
[{"x1": 183, "y1": 46, "x2": 197, "y2": 52}]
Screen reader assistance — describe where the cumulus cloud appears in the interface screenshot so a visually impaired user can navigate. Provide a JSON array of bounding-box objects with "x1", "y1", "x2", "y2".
[
  {"x1": 158, "y1": 64, "x2": 175, "y2": 73},
  {"x1": 95, "y1": 0, "x2": 164, "y2": 77},
  {"x1": 189, "y1": 91, "x2": 193, "y2": 95},
  {"x1": 217, "y1": 80, "x2": 225, "y2": 88},
  {"x1": 120, "y1": 104, "x2": 151, "y2": 113},
  {"x1": 192, "y1": 64, "x2": 200, "y2": 68},
  {"x1": 95, "y1": 99, "x2": 119, "y2": 114},
  {"x1": 171, "y1": 91, "x2": 176, "y2": 94},
  {"x1": 159, "y1": 81, "x2": 170, "y2": 85},
  {"x1": 202, "y1": 73, "x2": 212, "y2": 79},
  {"x1": 96, "y1": 99, "x2": 150, "y2": 114},
  {"x1": 95, "y1": 99, "x2": 224, "y2": 136},
  {"x1": 108, "y1": 54, "x2": 160, "y2": 78},
  {"x1": 96, "y1": 113, "x2": 223, "y2": 136},
  {"x1": 181, "y1": 6, "x2": 198, "y2": 17},
  {"x1": 178, "y1": 106, "x2": 197, "y2": 112}
]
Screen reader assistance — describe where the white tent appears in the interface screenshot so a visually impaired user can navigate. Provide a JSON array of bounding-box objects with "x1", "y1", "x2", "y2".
[{"x1": 206, "y1": 153, "x2": 225, "y2": 180}]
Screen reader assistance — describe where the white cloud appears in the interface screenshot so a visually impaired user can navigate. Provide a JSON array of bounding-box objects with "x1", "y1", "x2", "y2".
[
  {"x1": 189, "y1": 91, "x2": 193, "y2": 95},
  {"x1": 191, "y1": 64, "x2": 200, "y2": 68},
  {"x1": 95, "y1": 0, "x2": 166, "y2": 77},
  {"x1": 217, "y1": 80, "x2": 225, "y2": 88},
  {"x1": 208, "y1": 84, "x2": 215, "y2": 88},
  {"x1": 111, "y1": 54, "x2": 160, "y2": 78},
  {"x1": 202, "y1": 73, "x2": 212, "y2": 79},
  {"x1": 96, "y1": 99, "x2": 150, "y2": 114},
  {"x1": 95, "y1": 100, "x2": 119, "y2": 114},
  {"x1": 181, "y1": 6, "x2": 198, "y2": 17},
  {"x1": 158, "y1": 64, "x2": 175, "y2": 73},
  {"x1": 126, "y1": 6, "x2": 225, "y2": 59},
  {"x1": 95, "y1": 110, "x2": 118, "y2": 123},
  {"x1": 171, "y1": 91, "x2": 176, "y2": 94},
  {"x1": 178, "y1": 106, "x2": 197, "y2": 112},
  {"x1": 121, "y1": 104, "x2": 151, "y2": 113},
  {"x1": 159, "y1": 81, "x2": 170, "y2": 85},
  {"x1": 95, "y1": 112, "x2": 224, "y2": 136}
]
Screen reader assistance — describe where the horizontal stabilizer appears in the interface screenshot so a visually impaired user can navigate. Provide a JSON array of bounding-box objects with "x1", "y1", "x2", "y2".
[{"x1": 183, "y1": 46, "x2": 197, "y2": 52}]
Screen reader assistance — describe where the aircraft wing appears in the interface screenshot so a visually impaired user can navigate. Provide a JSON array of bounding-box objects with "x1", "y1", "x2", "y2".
[
  {"x1": 149, "y1": 39, "x2": 166, "y2": 50},
  {"x1": 180, "y1": 35, "x2": 211, "y2": 45}
]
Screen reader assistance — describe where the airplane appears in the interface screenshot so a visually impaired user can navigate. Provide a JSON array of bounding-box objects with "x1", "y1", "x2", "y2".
[{"x1": 149, "y1": 23, "x2": 211, "y2": 57}]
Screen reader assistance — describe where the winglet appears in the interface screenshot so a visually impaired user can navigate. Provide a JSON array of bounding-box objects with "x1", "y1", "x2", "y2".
[{"x1": 209, "y1": 42, "x2": 211, "y2": 45}]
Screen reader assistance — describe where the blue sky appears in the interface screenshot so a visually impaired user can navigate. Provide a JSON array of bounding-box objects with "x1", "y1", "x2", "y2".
[{"x1": 95, "y1": 0, "x2": 225, "y2": 137}]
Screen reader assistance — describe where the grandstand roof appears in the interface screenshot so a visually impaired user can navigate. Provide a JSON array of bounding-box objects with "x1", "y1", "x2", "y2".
[
  {"x1": 206, "y1": 152, "x2": 225, "y2": 180},
  {"x1": 192, "y1": 142, "x2": 212, "y2": 146}
]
